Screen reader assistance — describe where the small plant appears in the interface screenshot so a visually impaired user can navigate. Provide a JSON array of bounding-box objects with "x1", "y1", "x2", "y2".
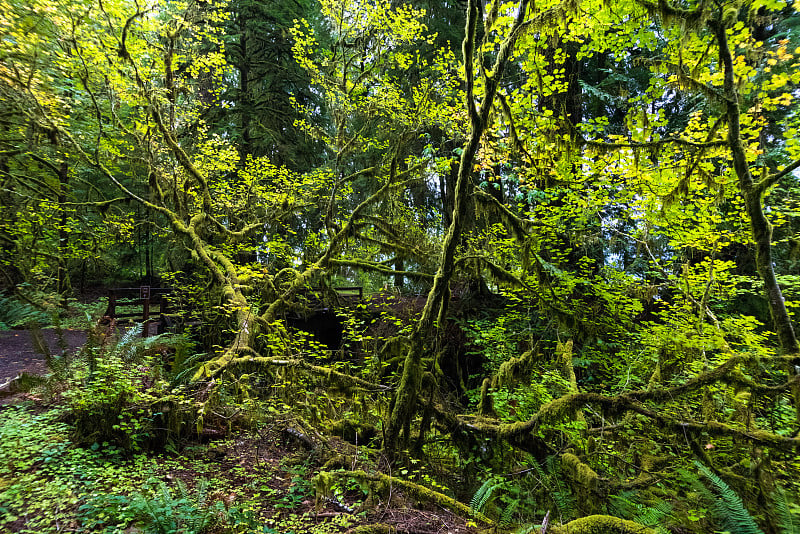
[
  {"x1": 470, "y1": 476, "x2": 522, "y2": 527},
  {"x1": 275, "y1": 460, "x2": 315, "y2": 510},
  {"x1": 685, "y1": 461, "x2": 765, "y2": 534},
  {"x1": 80, "y1": 476, "x2": 257, "y2": 534},
  {"x1": 61, "y1": 327, "x2": 199, "y2": 451},
  {"x1": 607, "y1": 490, "x2": 674, "y2": 534}
]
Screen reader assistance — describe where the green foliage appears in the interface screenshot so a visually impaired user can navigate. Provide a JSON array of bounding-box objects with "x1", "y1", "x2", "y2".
[
  {"x1": 469, "y1": 475, "x2": 520, "y2": 527},
  {"x1": 0, "y1": 295, "x2": 50, "y2": 330},
  {"x1": 59, "y1": 328, "x2": 198, "y2": 451},
  {"x1": 459, "y1": 308, "x2": 533, "y2": 375},
  {"x1": 0, "y1": 404, "x2": 158, "y2": 533},
  {"x1": 86, "y1": 478, "x2": 232, "y2": 534},
  {"x1": 689, "y1": 461, "x2": 765, "y2": 534},
  {"x1": 533, "y1": 456, "x2": 577, "y2": 522},
  {"x1": 771, "y1": 487, "x2": 800, "y2": 534},
  {"x1": 470, "y1": 476, "x2": 501, "y2": 514},
  {"x1": 467, "y1": 457, "x2": 579, "y2": 528},
  {"x1": 274, "y1": 462, "x2": 315, "y2": 510},
  {"x1": 607, "y1": 491, "x2": 674, "y2": 533}
]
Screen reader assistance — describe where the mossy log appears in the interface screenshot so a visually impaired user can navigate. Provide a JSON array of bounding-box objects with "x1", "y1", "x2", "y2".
[
  {"x1": 549, "y1": 515, "x2": 654, "y2": 534},
  {"x1": 345, "y1": 525, "x2": 396, "y2": 534}
]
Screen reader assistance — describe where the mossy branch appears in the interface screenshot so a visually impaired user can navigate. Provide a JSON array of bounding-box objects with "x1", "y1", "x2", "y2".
[
  {"x1": 202, "y1": 355, "x2": 390, "y2": 392},
  {"x1": 754, "y1": 156, "x2": 800, "y2": 196},
  {"x1": 315, "y1": 470, "x2": 493, "y2": 526},
  {"x1": 329, "y1": 259, "x2": 434, "y2": 281}
]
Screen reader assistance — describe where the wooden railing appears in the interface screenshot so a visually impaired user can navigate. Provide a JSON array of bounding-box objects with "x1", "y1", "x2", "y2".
[{"x1": 104, "y1": 285, "x2": 362, "y2": 336}]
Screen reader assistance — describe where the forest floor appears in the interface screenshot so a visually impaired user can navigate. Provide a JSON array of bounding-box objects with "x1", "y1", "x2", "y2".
[{"x1": 0, "y1": 325, "x2": 477, "y2": 534}]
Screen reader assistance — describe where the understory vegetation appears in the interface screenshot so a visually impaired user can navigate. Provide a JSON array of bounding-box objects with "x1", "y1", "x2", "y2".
[{"x1": 3, "y1": 0, "x2": 800, "y2": 531}]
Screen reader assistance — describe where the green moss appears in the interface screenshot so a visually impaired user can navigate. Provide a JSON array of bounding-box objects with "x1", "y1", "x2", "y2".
[
  {"x1": 562, "y1": 453, "x2": 599, "y2": 491},
  {"x1": 493, "y1": 350, "x2": 534, "y2": 389},
  {"x1": 478, "y1": 378, "x2": 495, "y2": 417},
  {"x1": 346, "y1": 524, "x2": 396, "y2": 534},
  {"x1": 549, "y1": 515, "x2": 655, "y2": 534}
]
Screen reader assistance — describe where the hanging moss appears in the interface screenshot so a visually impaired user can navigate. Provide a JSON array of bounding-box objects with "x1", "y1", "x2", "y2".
[{"x1": 492, "y1": 350, "x2": 534, "y2": 389}]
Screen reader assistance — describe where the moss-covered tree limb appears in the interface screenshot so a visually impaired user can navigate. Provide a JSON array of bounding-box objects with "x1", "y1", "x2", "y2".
[
  {"x1": 314, "y1": 470, "x2": 493, "y2": 526},
  {"x1": 754, "y1": 156, "x2": 800, "y2": 194},
  {"x1": 205, "y1": 355, "x2": 391, "y2": 392},
  {"x1": 329, "y1": 259, "x2": 434, "y2": 282},
  {"x1": 488, "y1": 391, "x2": 800, "y2": 450}
]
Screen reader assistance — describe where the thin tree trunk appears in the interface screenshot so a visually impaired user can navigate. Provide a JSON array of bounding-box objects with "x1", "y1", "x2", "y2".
[
  {"x1": 714, "y1": 21, "x2": 799, "y2": 356},
  {"x1": 386, "y1": 0, "x2": 532, "y2": 451}
]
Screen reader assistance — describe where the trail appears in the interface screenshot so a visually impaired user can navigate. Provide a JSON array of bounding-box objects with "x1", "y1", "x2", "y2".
[{"x1": 0, "y1": 328, "x2": 88, "y2": 388}]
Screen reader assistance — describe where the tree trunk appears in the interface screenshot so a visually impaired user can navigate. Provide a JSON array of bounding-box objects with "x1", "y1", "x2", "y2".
[
  {"x1": 386, "y1": 0, "x2": 532, "y2": 451},
  {"x1": 714, "y1": 21, "x2": 799, "y2": 356},
  {"x1": 57, "y1": 161, "x2": 70, "y2": 309}
]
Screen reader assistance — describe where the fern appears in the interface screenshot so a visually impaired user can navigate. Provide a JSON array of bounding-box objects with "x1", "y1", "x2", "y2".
[
  {"x1": 634, "y1": 500, "x2": 673, "y2": 533},
  {"x1": 607, "y1": 491, "x2": 673, "y2": 534},
  {"x1": 501, "y1": 498, "x2": 520, "y2": 526},
  {"x1": 771, "y1": 487, "x2": 800, "y2": 534},
  {"x1": 0, "y1": 295, "x2": 50, "y2": 330},
  {"x1": 471, "y1": 477, "x2": 500, "y2": 514},
  {"x1": 470, "y1": 477, "x2": 522, "y2": 526},
  {"x1": 546, "y1": 455, "x2": 577, "y2": 520},
  {"x1": 694, "y1": 461, "x2": 764, "y2": 534},
  {"x1": 127, "y1": 478, "x2": 224, "y2": 534}
]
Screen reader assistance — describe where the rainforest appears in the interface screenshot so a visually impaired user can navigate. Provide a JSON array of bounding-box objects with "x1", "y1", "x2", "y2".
[{"x1": 2, "y1": 0, "x2": 800, "y2": 532}]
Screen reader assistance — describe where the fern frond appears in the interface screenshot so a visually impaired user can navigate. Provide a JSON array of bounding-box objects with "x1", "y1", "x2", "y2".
[
  {"x1": 117, "y1": 324, "x2": 142, "y2": 361},
  {"x1": 634, "y1": 500, "x2": 673, "y2": 530},
  {"x1": 770, "y1": 487, "x2": 800, "y2": 534},
  {"x1": 471, "y1": 477, "x2": 499, "y2": 513},
  {"x1": 695, "y1": 461, "x2": 764, "y2": 534},
  {"x1": 501, "y1": 498, "x2": 520, "y2": 526}
]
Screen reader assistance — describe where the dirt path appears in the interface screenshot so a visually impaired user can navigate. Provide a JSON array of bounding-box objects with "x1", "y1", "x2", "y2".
[{"x1": 0, "y1": 328, "x2": 88, "y2": 387}]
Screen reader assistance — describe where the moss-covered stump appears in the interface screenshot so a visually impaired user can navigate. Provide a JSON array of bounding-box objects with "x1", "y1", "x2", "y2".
[{"x1": 549, "y1": 515, "x2": 654, "y2": 534}]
